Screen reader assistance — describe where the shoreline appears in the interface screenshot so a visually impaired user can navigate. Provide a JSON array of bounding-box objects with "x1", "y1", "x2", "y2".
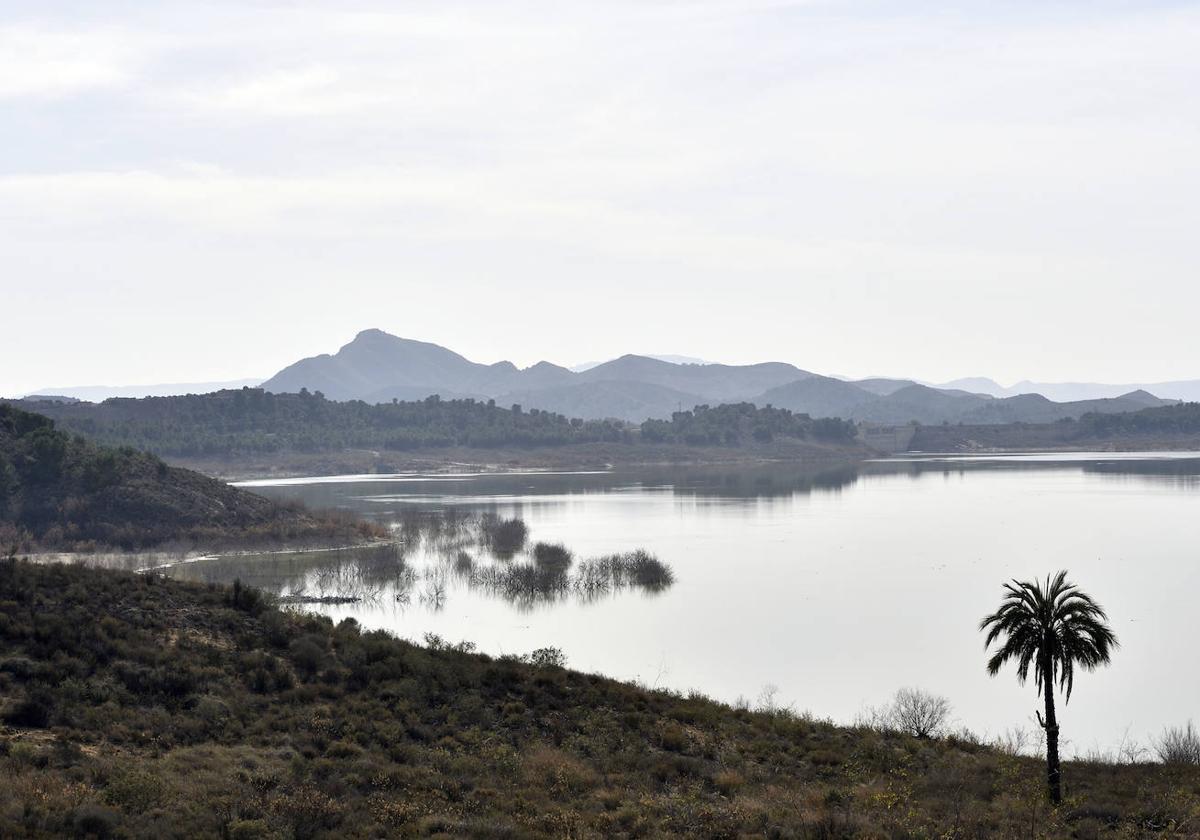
[
  {"x1": 22, "y1": 535, "x2": 396, "y2": 570},
  {"x1": 170, "y1": 439, "x2": 1200, "y2": 482},
  {"x1": 164, "y1": 439, "x2": 876, "y2": 482}
]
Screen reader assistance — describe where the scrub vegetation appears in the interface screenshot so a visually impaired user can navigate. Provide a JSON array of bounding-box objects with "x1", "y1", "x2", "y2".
[
  {"x1": 12, "y1": 389, "x2": 859, "y2": 460},
  {"x1": 2, "y1": 558, "x2": 1198, "y2": 839},
  {"x1": 0, "y1": 403, "x2": 383, "y2": 551}
]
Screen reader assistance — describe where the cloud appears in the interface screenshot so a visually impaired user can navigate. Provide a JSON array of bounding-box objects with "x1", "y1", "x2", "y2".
[
  {"x1": 190, "y1": 65, "x2": 391, "y2": 116},
  {"x1": 0, "y1": 24, "x2": 145, "y2": 98},
  {"x1": 3, "y1": 1, "x2": 1200, "y2": 387}
]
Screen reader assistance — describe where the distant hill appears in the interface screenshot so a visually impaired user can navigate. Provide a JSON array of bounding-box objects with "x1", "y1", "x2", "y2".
[
  {"x1": 18, "y1": 394, "x2": 80, "y2": 404},
  {"x1": 0, "y1": 403, "x2": 375, "y2": 550},
  {"x1": 5, "y1": 391, "x2": 864, "y2": 468},
  {"x1": 909, "y1": 402, "x2": 1200, "y2": 452},
  {"x1": 577, "y1": 355, "x2": 810, "y2": 402},
  {"x1": 571, "y1": 353, "x2": 714, "y2": 371},
  {"x1": 256, "y1": 330, "x2": 1184, "y2": 425},
  {"x1": 18, "y1": 379, "x2": 264, "y2": 402},
  {"x1": 848, "y1": 378, "x2": 919, "y2": 396},
  {"x1": 936, "y1": 377, "x2": 1200, "y2": 402},
  {"x1": 261, "y1": 329, "x2": 575, "y2": 402},
  {"x1": 957, "y1": 391, "x2": 1172, "y2": 424},
  {"x1": 496, "y1": 380, "x2": 708, "y2": 424},
  {"x1": 7, "y1": 390, "x2": 629, "y2": 459},
  {"x1": 756, "y1": 375, "x2": 877, "y2": 418},
  {"x1": 260, "y1": 330, "x2": 812, "y2": 422},
  {"x1": 853, "y1": 384, "x2": 988, "y2": 425},
  {"x1": 759, "y1": 378, "x2": 1174, "y2": 426}
]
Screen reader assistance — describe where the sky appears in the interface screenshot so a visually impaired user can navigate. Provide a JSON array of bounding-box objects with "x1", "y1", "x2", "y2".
[{"x1": 3, "y1": 0, "x2": 1199, "y2": 395}]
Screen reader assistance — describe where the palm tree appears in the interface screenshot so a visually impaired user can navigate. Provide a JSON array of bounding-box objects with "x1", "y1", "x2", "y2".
[{"x1": 980, "y1": 571, "x2": 1117, "y2": 804}]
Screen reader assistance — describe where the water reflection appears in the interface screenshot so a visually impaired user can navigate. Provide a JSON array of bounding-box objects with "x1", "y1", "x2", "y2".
[
  {"x1": 158, "y1": 510, "x2": 675, "y2": 613},
  {"x1": 238, "y1": 454, "x2": 1200, "y2": 511},
  {"x1": 67, "y1": 452, "x2": 1200, "y2": 749},
  {"x1": 213, "y1": 452, "x2": 1200, "y2": 751}
]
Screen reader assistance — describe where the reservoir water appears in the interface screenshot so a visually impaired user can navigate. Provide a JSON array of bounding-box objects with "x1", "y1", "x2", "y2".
[{"x1": 175, "y1": 453, "x2": 1200, "y2": 754}]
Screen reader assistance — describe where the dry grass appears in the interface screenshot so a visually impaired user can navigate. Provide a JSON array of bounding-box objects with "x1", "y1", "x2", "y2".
[{"x1": 1, "y1": 559, "x2": 1199, "y2": 838}]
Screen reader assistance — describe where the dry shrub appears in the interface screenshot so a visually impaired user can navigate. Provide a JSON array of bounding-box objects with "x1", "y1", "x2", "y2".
[
  {"x1": 1154, "y1": 721, "x2": 1200, "y2": 765},
  {"x1": 712, "y1": 769, "x2": 746, "y2": 796},
  {"x1": 522, "y1": 745, "x2": 598, "y2": 796}
]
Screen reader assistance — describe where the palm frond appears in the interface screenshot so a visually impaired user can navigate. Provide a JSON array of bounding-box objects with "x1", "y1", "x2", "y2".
[{"x1": 980, "y1": 569, "x2": 1117, "y2": 703}]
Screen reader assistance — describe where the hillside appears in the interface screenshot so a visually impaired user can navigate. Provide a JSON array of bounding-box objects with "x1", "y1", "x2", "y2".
[
  {"x1": 262, "y1": 330, "x2": 574, "y2": 403},
  {"x1": 908, "y1": 402, "x2": 1200, "y2": 452},
  {"x1": 0, "y1": 403, "x2": 377, "y2": 550},
  {"x1": 641, "y1": 402, "x2": 856, "y2": 446},
  {"x1": 495, "y1": 380, "x2": 708, "y2": 425},
  {"x1": 756, "y1": 374, "x2": 877, "y2": 418},
  {"x1": 762, "y1": 378, "x2": 1172, "y2": 427},
  {"x1": 9, "y1": 392, "x2": 866, "y2": 474},
  {"x1": 576, "y1": 354, "x2": 812, "y2": 401},
  {"x1": 261, "y1": 331, "x2": 815, "y2": 423},
  {"x1": 2, "y1": 559, "x2": 1197, "y2": 838},
  {"x1": 938, "y1": 377, "x2": 1200, "y2": 403}
]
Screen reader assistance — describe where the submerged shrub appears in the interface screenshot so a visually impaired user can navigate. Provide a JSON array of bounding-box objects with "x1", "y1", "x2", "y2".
[
  {"x1": 480, "y1": 515, "x2": 528, "y2": 557},
  {"x1": 576, "y1": 550, "x2": 675, "y2": 593},
  {"x1": 532, "y1": 542, "x2": 573, "y2": 572}
]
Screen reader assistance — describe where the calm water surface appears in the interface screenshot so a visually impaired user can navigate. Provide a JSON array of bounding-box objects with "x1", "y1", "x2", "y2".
[{"x1": 184, "y1": 454, "x2": 1200, "y2": 752}]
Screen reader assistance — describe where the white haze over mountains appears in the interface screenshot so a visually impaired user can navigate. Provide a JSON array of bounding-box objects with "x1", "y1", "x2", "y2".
[{"x1": 3, "y1": 1, "x2": 1200, "y2": 396}]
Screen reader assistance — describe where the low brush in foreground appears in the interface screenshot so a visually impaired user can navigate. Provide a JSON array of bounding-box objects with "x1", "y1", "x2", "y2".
[{"x1": 1, "y1": 561, "x2": 1197, "y2": 838}]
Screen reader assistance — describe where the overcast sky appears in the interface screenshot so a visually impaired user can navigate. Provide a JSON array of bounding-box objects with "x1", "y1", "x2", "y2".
[{"x1": 3, "y1": 0, "x2": 1198, "y2": 394}]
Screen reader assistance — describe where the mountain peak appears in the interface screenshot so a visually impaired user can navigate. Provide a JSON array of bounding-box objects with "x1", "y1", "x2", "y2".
[{"x1": 1118, "y1": 389, "x2": 1167, "y2": 407}]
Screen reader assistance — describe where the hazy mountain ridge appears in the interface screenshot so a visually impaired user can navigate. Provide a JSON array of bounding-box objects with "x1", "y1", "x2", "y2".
[
  {"x1": 19, "y1": 379, "x2": 265, "y2": 403},
  {"x1": 257, "y1": 330, "x2": 1183, "y2": 425},
  {"x1": 260, "y1": 330, "x2": 814, "y2": 422},
  {"x1": 496, "y1": 380, "x2": 710, "y2": 423},
  {"x1": 936, "y1": 377, "x2": 1200, "y2": 402}
]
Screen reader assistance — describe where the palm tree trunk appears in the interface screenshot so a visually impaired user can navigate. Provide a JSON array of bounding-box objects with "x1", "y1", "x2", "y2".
[{"x1": 1042, "y1": 662, "x2": 1062, "y2": 805}]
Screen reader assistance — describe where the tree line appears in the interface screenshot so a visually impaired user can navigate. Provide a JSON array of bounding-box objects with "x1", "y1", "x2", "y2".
[
  {"x1": 640, "y1": 402, "x2": 858, "y2": 446},
  {"x1": 14, "y1": 390, "x2": 629, "y2": 456},
  {"x1": 1076, "y1": 402, "x2": 1200, "y2": 437},
  {"x1": 11, "y1": 390, "x2": 860, "y2": 458}
]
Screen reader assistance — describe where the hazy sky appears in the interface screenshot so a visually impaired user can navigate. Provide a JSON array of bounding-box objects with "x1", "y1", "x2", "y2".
[{"x1": 3, "y1": 0, "x2": 1199, "y2": 395}]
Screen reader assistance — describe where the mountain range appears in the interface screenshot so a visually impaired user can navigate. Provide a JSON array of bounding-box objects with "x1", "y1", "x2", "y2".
[
  {"x1": 256, "y1": 330, "x2": 1181, "y2": 425},
  {"x1": 933, "y1": 377, "x2": 1200, "y2": 403}
]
